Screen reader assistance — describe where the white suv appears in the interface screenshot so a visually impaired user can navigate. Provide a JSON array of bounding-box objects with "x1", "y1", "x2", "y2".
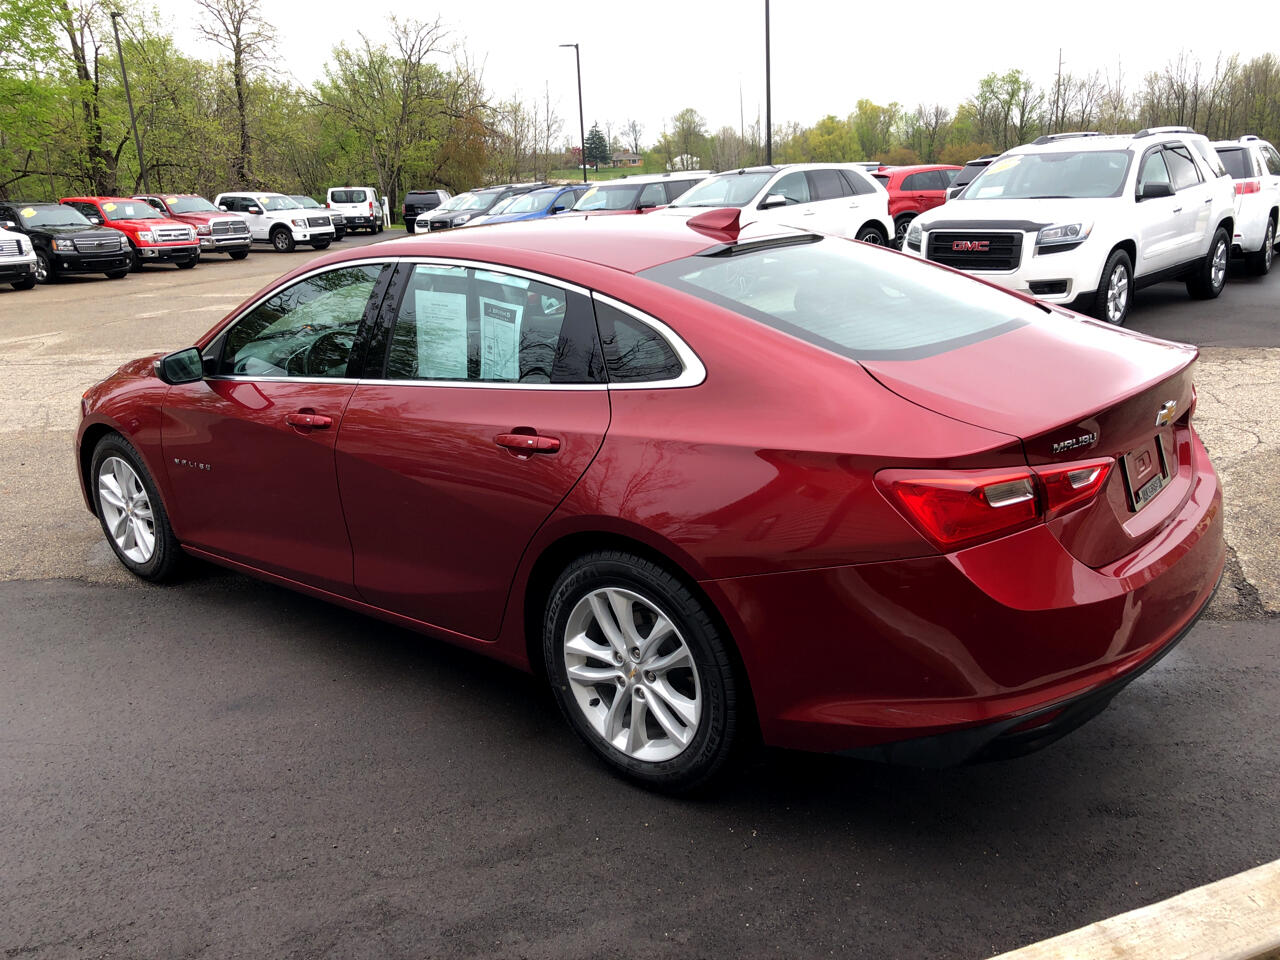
[
  {"x1": 659, "y1": 164, "x2": 894, "y2": 244},
  {"x1": 0, "y1": 223, "x2": 38, "y2": 290},
  {"x1": 213, "y1": 192, "x2": 335, "y2": 253},
  {"x1": 1211, "y1": 135, "x2": 1280, "y2": 275},
  {"x1": 904, "y1": 128, "x2": 1236, "y2": 325}
]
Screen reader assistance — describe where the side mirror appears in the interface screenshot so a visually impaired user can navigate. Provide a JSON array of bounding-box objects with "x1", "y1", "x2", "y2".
[
  {"x1": 247, "y1": 206, "x2": 262, "y2": 215},
  {"x1": 155, "y1": 347, "x2": 205, "y2": 385},
  {"x1": 1139, "y1": 181, "x2": 1174, "y2": 200},
  {"x1": 0, "y1": 220, "x2": 15, "y2": 229},
  {"x1": 551, "y1": 205, "x2": 566, "y2": 214},
  {"x1": 89, "y1": 216, "x2": 101, "y2": 224},
  {"x1": 760, "y1": 194, "x2": 788, "y2": 209},
  {"x1": 218, "y1": 204, "x2": 228, "y2": 211}
]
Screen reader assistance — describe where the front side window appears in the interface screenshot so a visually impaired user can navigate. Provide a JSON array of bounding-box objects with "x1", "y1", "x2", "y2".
[
  {"x1": 1165, "y1": 146, "x2": 1202, "y2": 191},
  {"x1": 638, "y1": 183, "x2": 667, "y2": 207},
  {"x1": 640, "y1": 237, "x2": 1038, "y2": 361},
  {"x1": 1138, "y1": 151, "x2": 1172, "y2": 191},
  {"x1": 1263, "y1": 145, "x2": 1280, "y2": 176},
  {"x1": 384, "y1": 264, "x2": 603, "y2": 385},
  {"x1": 221, "y1": 264, "x2": 383, "y2": 378},
  {"x1": 769, "y1": 172, "x2": 811, "y2": 205}
]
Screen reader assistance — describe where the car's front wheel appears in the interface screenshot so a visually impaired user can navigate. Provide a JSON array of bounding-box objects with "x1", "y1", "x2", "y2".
[
  {"x1": 34, "y1": 252, "x2": 54, "y2": 284},
  {"x1": 543, "y1": 551, "x2": 740, "y2": 793},
  {"x1": 104, "y1": 269, "x2": 128, "y2": 280},
  {"x1": 11, "y1": 275, "x2": 36, "y2": 290},
  {"x1": 1090, "y1": 249, "x2": 1133, "y2": 325},
  {"x1": 1247, "y1": 218, "x2": 1275, "y2": 276},
  {"x1": 176, "y1": 258, "x2": 197, "y2": 270},
  {"x1": 312, "y1": 239, "x2": 331, "y2": 250},
  {"x1": 90, "y1": 434, "x2": 182, "y2": 581},
  {"x1": 1187, "y1": 227, "x2": 1230, "y2": 300},
  {"x1": 405, "y1": 222, "x2": 415, "y2": 235},
  {"x1": 271, "y1": 228, "x2": 295, "y2": 253},
  {"x1": 229, "y1": 250, "x2": 249, "y2": 261}
]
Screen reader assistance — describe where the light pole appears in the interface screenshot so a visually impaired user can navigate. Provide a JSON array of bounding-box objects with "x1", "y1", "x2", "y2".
[
  {"x1": 110, "y1": 10, "x2": 150, "y2": 193},
  {"x1": 764, "y1": 0, "x2": 772, "y2": 164},
  {"x1": 560, "y1": 43, "x2": 587, "y2": 183}
]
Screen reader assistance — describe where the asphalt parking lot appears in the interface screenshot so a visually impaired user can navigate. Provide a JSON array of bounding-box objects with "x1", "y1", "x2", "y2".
[{"x1": 1, "y1": 238, "x2": 1277, "y2": 958}]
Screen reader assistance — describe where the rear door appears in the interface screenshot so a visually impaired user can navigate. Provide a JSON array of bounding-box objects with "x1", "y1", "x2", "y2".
[
  {"x1": 161, "y1": 261, "x2": 393, "y2": 594},
  {"x1": 805, "y1": 167, "x2": 856, "y2": 235},
  {"x1": 1164, "y1": 142, "x2": 1212, "y2": 260},
  {"x1": 335, "y1": 260, "x2": 610, "y2": 639}
]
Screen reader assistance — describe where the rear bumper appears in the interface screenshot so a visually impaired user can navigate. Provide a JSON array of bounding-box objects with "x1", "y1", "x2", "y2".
[{"x1": 703, "y1": 433, "x2": 1225, "y2": 760}]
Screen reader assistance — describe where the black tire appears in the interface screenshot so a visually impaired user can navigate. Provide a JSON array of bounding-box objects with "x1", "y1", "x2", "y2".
[
  {"x1": 1087, "y1": 248, "x2": 1133, "y2": 325},
  {"x1": 129, "y1": 244, "x2": 144, "y2": 272},
  {"x1": 89, "y1": 433, "x2": 182, "y2": 582},
  {"x1": 176, "y1": 258, "x2": 197, "y2": 270},
  {"x1": 542, "y1": 551, "x2": 740, "y2": 793},
  {"x1": 34, "y1": 252, "x2": 55, "y2": 284},
  {"x1": 856, "y1": 224, "x2": 888, "y2": 246},
  {"x1": 104, "y1": 269, "x2": 128, "y2": 280},
  {"x1": 404, "y1": 222, "x2": 415, "y2": 235},
  {"x1": 1247, "y1": 218, "x2": 1275, "y2": 276},
  {"x1": 893, "y1": 214, "x2": 916, "y2": 250},
  {"x1": 270, "y1": 227, "x2": 295, "y2": 253},
  {"x1": 311, "y1": 239, "x2": 331, "y2": 250},
  {"x1": 229, "y1": 250, "x2": 249, "y2": 261},
  {"x1": 11, "y1": 275, "x2": 36, "y2": 290},
  {"x1": 1187, "y1": 227, "x2": 1230, "y2": 300}
]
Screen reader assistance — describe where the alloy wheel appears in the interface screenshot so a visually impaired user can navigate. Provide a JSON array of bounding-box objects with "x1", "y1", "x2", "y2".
[
  {"x1": 562, "y1": 587, "x2": 702, "y2": 762},
  {"x1": 35, "y1": 254, "x2": 49, "y2": 283},
  {"x1": 1211, "y1": 239, "x2": 1228, "y2": 291},
  {"x1": 1106, "y1": 263, "x2": 1129, "y2": 323},
  {"x1": 97, "y1": 456, "x2": 156, "y2": 564}
]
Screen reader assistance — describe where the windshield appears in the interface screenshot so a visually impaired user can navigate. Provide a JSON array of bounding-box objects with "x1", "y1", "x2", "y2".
[
  {"x1": 573, "y1": 184, "x2": 643, "y2": 211},
  {"x1": 640, "y1": 237, "x2": 1033, "y2": 361},
  {"x1": 165, "y1": 196, "x2": 219, "y2": 214},
  {"x1": 484, "y1": 196, "x2": 519, "y2": 216},
  {"x1": 103, "y1": 200, "x2": 163, "y2": 221},
  {"x1": 501, "y1": 190, "x2": 557, "y2": 215},
  {"x1": 290, "y1": 195, "x2": 322, "y2": 208},
  {"x1": 965, "y1": 150, "x2": 1132, "y2": 200},
  {"x1": 258, "y1": 195, "x2": 300, "y2": 211},
  {"x1": 1215, "y1": 147, "x2": 1252, "y2": 180},
  {"x1": 457, "y1": 191, "x2": 501, "y2": 212},
  {"x1": 433, "y1": 192, "x2": 470, "y2": 213},
  {"x1": 669, "y1": 172, "x2": 773, "y2": 208},
  {"x1": 17, "y1": 205, "x2": 91, "y2": 228}
]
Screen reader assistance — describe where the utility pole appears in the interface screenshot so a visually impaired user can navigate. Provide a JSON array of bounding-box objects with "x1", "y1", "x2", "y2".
[
  {"x1": 764, "y1": 0, "x2": 772, "y2": 164},
  {"x1": 110, "y1": 10, "x2": 150, "y2": 194},
  {"x1": 560, "y1": 43, "x2": 587, "y2": 183}
]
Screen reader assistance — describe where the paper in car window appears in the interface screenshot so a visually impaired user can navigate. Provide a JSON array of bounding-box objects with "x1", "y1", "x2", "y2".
[
  {"x1": 103, "y1": 202, "x2": 117, "y2": 212},
  {"x1": 479, "y1": 297, "x2": 522, "y2": 381},
  {"x1": 165, "y1": 197, "x2": 178, "y2": 203},
  {"x1": 985, "y1": 157, "x2": 1020, "y2": 176},
  {"x1": 20, "y1": 207, "x2": 35, "y2": 218},
  {"x1": 414, "y1": 290, "x2": 468, "y2": 379}
]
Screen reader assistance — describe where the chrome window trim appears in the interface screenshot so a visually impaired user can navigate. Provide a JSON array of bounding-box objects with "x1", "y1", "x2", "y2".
[
  {"x1": 213, "y1": 256, "x2": 705, "y2": 392},
  {"x1": 590, "y1": 292, "x2": 707, "y2": 389}
]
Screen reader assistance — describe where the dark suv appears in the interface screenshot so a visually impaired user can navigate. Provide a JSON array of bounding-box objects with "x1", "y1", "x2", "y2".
[
  {"x1": 417, "y1": 183, "x2": 548, "y2": 232},
  {"x1": 0, "y1": 201, "x2": 132, "y2": 283},
  {"x1": 946, "y1": 155, "x2": 999, "y2": 200},
  {"x1": 403, "y1": 189, "x2": 451, "y2": 233}
]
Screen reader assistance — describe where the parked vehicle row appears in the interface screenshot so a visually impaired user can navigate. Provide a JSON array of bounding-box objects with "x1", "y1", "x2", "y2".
[{"x1": 903, "y1": 127, "x2": 1276, "y2": 325}]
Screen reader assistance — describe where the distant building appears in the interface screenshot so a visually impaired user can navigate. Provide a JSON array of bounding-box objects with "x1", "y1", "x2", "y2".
[
  {"x1": 667, "y1": 154, "x2": 701, "y2": 171},
  {"x1": 611, "y1": 151, "x2": 643, "y2": 167}
]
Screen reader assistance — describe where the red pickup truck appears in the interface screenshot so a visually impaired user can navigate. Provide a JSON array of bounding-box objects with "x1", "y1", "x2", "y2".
[
  {"x1": 132, "y1": 194, "x2": 252, "y2": 259},
  {"x1": 60, "y1": 196, "x2": 200, "y2": 271}
]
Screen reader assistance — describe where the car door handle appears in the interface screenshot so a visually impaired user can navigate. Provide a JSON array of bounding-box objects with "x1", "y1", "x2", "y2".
[
  {"x1": 1172, "y1": 207, "x2": 1183, "y2": 214},
  {"x1": 800, "y1": 209, "x2": 817, "y2": 216},
  {"x1": 495, "y1": 433, "x2": 560, "y2": 454},
  {"x1": 1203, "y1": 197, "x2": 1213, "y2": 204},
  {"x1": 285, "y1": 412, "x2": 332, "y2": 429}
]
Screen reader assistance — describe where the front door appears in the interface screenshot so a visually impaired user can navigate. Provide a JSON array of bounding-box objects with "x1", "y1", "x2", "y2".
[
  {"x1": 161, "y1": 262, "x2": 390, "y2": 594},
  {"x1": 335, "y1": 262, "x2": 610, "y2": 639},
  {"x1": 1134, "y1": 149, "x2": 1182, "y2": 276}
]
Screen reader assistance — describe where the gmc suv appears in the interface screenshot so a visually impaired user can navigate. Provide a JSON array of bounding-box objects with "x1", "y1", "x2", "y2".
[
  {"x1": 1211, "y1": 135, "x2": 1280, "y2": 275},
  {"x1": 905, "y1": 128, "x2": 1235, "y2": 325}
]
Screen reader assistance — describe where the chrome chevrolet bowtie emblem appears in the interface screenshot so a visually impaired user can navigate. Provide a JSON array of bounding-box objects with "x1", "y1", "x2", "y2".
[{"x1": 1156, "y1": 400, "x2": 1178, "y2": 427}]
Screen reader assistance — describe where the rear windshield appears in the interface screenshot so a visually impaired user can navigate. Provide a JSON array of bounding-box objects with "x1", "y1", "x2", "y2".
[
  {"x1": 639, "y1": 237, "x2": 1032, "y2": 361},
  {"x1": 1215, "y1": 147, "x2": 1252, "y2": 180},
  {"x1": 331, "y1": 189, "x2": 368, "y2": 203},
  {"x1": 966, "y1": 150, "x2": 1132, "y2": 200}
]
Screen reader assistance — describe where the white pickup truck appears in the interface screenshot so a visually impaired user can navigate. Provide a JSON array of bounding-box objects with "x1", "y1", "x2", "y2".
[{"x1": 213, "y1": 192, "x2": 335, "y2": 253}]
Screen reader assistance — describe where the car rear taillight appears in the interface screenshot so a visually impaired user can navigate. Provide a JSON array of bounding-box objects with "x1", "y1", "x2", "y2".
[
  {"x1": 1235, "y1": 180, "x2": 1261, "y2": 195},
  {"x1": 877, "y1": 458, "x2": 1114, "y2": 551}
]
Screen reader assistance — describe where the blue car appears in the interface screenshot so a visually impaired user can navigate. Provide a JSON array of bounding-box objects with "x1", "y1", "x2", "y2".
[{"x1": 468, "y1": 185, "x2": 590, "y2": 226}]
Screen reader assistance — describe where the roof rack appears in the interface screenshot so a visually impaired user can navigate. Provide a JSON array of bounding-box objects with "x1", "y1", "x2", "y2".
[
  {"x1": 1240, "y1": 134, "x2": 1260, "y2": 142},
  {"x1": 1134, "y1": 125, "x2": 1197, "y2": 138},
  {"x1": 1032, "y1": 132, "x2": 1103, "y2": 145}
]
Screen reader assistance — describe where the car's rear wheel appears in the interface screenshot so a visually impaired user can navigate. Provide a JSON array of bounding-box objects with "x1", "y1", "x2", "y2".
[
  {"x1": 856, "y1": 224, "x2": 888, "y2": 246},
  {"x1": 34, "y1": 252, "x2": 54, "y2": 284},
  {"x1": 229, "y1": 250, "x2": 249, "y2": 261},
  {"x1": 543, "y1": 551, "x2": 739, "y2": 793},
  {"x1": 893, "y1": 214, "x2": 916, "y2": 249},
  {"x1": 1089, "y1": 249, "x2": 1132, "y2": 325},
  {"x1": 271, "y1": 228, "x2": 295, "y2": 253},
  {"x1": 1247, "y1": 218, "x2": 1275, "y2": 276},
  {"x1": 90, "y1": 434, "x2": 181, "y2": 582},
  {"x1": 1187, "y1": 227, "x2": 1230, "y2": 300}
]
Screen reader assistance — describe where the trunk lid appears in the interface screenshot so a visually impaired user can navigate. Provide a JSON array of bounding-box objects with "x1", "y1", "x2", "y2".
[{"x1": 860, "y1": 312, "x2": 1199, "y2": 566}]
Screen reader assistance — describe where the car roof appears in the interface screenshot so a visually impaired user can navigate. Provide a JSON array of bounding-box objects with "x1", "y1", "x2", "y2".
[
  {"x1": 331, "y1": 212, "x2": 809, "y2": 274},
  {"x1": 876, "y1": 164, "x2": 963, "y2": 174}
]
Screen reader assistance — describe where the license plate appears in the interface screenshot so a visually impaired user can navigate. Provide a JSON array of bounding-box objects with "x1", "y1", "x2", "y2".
[{"x1": 1120, "y1": 436, "x2": 1169, "y2": 512}]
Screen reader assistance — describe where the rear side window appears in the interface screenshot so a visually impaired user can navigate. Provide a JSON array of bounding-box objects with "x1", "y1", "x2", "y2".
[
  {"x1": 1216, "y1": 147, "x2": 1251, "y2": 180},
  {"x1": 901, "y1": 172, "x2": 930, "y2": 191},
  {"x1": 1165, "y1": 146, "x2": 1202, "y2": 191},
  {"x1": 384, "y1": 264, "x2": 603, "y2": 384},
  {"x1": 593, "y1": 301, "x2": 683, "y2": 383},
  {"x1": 1191, "y1": 140, "x2": 1227, "y2": 178},
  {"x1": 808, "y1": 168, "x2": 852, "y2": 200},
  {"x1": 1263, "y1": 145, "x2": 1280, "y2": 176},
  {"x1": 639, "y1": 238, "x2": 1034, "y2": 361},
  {"x1": 843, "y1": 170, "x2": 878, "y2": 195}
]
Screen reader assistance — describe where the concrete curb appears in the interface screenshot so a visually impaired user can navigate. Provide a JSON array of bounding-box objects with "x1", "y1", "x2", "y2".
[{"x1": 988, "y1": 859, "x2": 1280, "y2": 960}]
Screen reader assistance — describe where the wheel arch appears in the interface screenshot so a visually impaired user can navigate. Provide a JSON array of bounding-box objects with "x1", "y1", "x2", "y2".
[
  {"x1": 518, "y1": 528, "x2": 760, "y2": 740},
  {"x1": 78, "y1": 422, "x2": 120, "y2": 517},
  {"x1": 857, "y1": 219, "x2": 889, "y2": 242}
]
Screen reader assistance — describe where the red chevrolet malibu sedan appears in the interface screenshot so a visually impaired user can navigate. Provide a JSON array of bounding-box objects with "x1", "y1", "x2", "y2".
[{"x1": 75, "y1": 212, "x2": 1224, "y2": 791}]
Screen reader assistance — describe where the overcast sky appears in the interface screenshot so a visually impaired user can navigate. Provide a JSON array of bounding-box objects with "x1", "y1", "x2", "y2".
[{"x1": 169, "y1": 0, "x2": 1280, "y2": 147}]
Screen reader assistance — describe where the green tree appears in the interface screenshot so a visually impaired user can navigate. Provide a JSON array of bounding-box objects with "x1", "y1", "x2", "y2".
[{"x1": 583, "y1": 122, "x2": 610, "y2": 167}]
